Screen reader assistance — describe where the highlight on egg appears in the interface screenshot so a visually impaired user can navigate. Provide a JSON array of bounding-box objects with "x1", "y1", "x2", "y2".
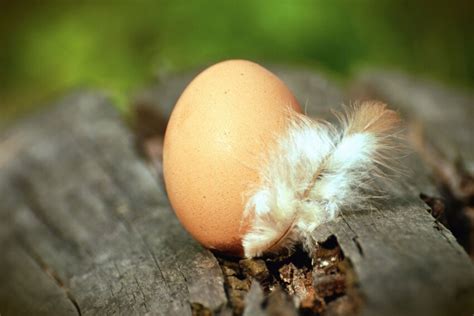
[{"x1": 163, "y1": 59, "x2": 401, "y2": 258}]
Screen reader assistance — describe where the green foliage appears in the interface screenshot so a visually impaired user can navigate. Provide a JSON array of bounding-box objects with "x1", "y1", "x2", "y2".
[{"x1": 1, "y1": 1, "x2": 472, "y2": 125}]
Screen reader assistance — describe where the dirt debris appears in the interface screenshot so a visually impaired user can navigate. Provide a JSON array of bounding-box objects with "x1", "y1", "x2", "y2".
[
  {"x1": 191, "y1": 302, "x2": 213, "y2": 316},
  {"x1": 215, "y1": 235, "x2": 361, "y2": 315}
]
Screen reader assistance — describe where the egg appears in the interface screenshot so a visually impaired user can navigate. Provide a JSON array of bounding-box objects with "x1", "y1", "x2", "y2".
[{"x1": 163, "y1": 60, "x2": 301, "y2": 256}]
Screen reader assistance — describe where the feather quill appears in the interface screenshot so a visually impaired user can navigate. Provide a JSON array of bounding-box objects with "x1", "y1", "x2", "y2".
[{"x1": 242, "y1": 101, "x2": 401, "y2": 258}]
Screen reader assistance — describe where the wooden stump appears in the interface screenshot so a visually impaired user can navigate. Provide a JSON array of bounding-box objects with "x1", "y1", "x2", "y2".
[{"x1": 1, "y1": 66, "x2": 473, "y2": 316}]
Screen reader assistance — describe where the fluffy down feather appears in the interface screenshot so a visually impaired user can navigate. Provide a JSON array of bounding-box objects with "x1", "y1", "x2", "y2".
[{"x1": 242, "y1": 101, "x2": 401, "y2": 258}]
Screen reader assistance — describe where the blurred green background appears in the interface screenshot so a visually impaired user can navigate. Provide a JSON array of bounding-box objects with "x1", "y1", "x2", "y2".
[{"x1": 1, "y1": 1, "x2": 472, "y2": 127}]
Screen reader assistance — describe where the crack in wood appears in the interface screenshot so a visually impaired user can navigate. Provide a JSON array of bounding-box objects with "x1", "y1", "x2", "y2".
[
  {"x1": 420, "y1": 192, "x2": 471, "y2": 256},
  {"x1": 71, "y1": 133, "x2": 174, "y2": 295},
  {"x1": 340, "y1": 215, "x2": 366, "y2": 258},
  {"x1": 16, "y1": 235, "x2": 82, "y2": 316},
  {"x1": 215, "y1": 235, "x2": 362, "y2": 315},
  {"x1": 133, "y1": 275, "x2": 150, "y2": 313},
  {"x1": 351, "y1": 236, "x2": 364, "y2": 257},
  {"x1": 13, "y1": 172, "x2": 81, "y2": 256}
]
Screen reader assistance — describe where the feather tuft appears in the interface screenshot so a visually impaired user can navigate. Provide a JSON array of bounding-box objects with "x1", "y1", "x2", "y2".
[
  {"x1": 340, "y1": 101, "x2": 400, "y2": 135},
  {"x1": 242, "y1": 101, "x2": 402, "y2": 258}
]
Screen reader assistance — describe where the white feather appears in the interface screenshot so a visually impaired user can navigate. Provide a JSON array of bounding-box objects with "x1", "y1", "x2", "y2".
[{"x1": 242, "y1": 102, "x2": 401, "y2": 258}]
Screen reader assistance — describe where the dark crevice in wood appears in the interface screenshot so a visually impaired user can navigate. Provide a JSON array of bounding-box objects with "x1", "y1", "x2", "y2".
[
  {"x1": 129, "y1": 102, "x2": 168, "y2": 149},
  {"x1": 418, "y1": 156, "x2": 474, "y2": 257},
  {"x1": 312, "y1": 235, "x2": 362, "y2": 315},
  {"x1": 420, "y1": 193, "x2": 447, "y2": 223},
  {"x1": 419, "y1": 193, "x2": 465, "y2": 253},
  {"x1": 215, "y1": 254, "x2": 252, "y2": 315},
  {"x1": 351, "y1": 236, "x2": 364, "y2": 257},
  {"x1": 214, "y1": 235, "x2": 362, "y2": 315},
  {"x1": 129, "y1": 103, "x2": 167, "y2": 180},
  {"x1": 16, "y1": 235, "x2": 82, "y2": 316}
]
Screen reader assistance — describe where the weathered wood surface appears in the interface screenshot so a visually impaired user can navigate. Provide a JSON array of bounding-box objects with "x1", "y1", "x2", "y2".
[
  {"x1": 351, "y1": 71, "x2": 474, "y2": 257},
  {"x1": 1, "y1": 66, "x2": 473, "y2": 316},
  {"x1": 352, "y1": 71, "x2": 474, "y2": 168},
  {"x1": 0, "y1": 94, "x2": 228, "y2": 315}
]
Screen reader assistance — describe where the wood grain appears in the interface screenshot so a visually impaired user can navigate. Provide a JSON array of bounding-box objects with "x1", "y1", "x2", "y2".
[
  {"x1": 0, "y1": 93, "x2": 227, "y2": 316},
  {"x1": 1, "y1": 67, "x2": 473, "y2": 315}
]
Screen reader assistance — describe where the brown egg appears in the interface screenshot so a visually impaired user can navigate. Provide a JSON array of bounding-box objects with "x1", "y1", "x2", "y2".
[{"x1": 163, "y1": 60, "x2": 301, "y2": 256}]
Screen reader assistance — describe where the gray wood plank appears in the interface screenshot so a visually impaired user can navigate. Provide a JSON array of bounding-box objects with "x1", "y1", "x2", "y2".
[
  {"x1": 351, "y1": 70, "x2": 474, "y2": 258},
  {"x1": 0, "y1": 92, "x2": 227, "y2": 316},
  {"x1": 1, "y1": 66, "x2": 473, "y2": 316},
  {"x1": 0, "y1": 230, "x2": 79, "y2": 316}
]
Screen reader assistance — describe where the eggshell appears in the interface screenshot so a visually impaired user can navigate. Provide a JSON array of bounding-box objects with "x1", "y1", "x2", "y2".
[{"x1": 163, "y1": 60, "x2": 301, "y2": 256}]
